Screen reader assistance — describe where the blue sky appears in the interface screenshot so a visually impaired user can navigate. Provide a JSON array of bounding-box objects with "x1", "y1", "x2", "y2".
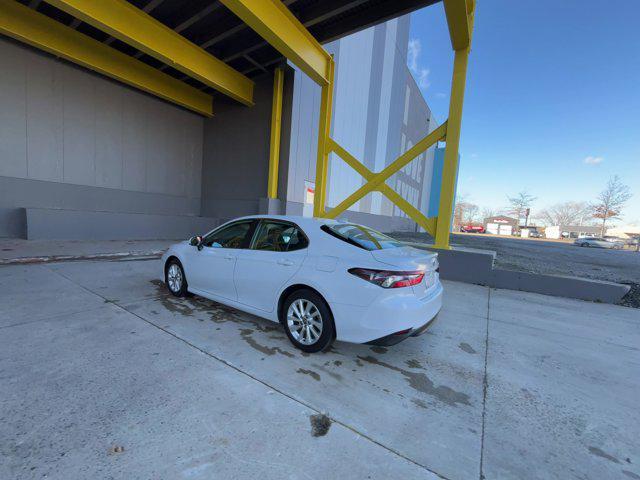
[{"x1": 408, "y1": 0, "x2": 640, "y2": 224}]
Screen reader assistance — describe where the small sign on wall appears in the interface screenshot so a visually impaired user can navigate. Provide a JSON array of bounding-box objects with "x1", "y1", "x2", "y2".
[{"x1": 303, "y1": 180, "x2": 315, "y2": 217}]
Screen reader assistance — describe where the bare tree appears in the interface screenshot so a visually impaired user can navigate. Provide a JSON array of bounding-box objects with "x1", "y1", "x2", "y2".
[
  {"x1": 592, "y1": 175, "x2": 632, "y2": 236},
  {"x1": 462, "y1": 203, "x2": 479, "y2": 224},
  {"x1": 506, "y1": 191, "x2": 537, "y2": 226},
  {"x1": 453, "y1": 199, "x2": 480, "y2": 228},
  {"x1": 536, "y1": 201, "x2": 592, "y2": 226},
  {"x1": 481, "y1": 207, "x2": 497, "y2": 221}
]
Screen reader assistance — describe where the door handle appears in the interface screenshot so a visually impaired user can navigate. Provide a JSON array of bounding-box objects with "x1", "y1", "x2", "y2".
[
  {"x1": 277, "y1": 259, "x2": 295, "y2": 266},
  {"x1": 224, "y1": 254, "x2": 235, "y2": 260}
]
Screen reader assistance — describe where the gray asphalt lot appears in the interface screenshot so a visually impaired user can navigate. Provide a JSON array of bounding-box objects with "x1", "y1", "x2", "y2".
[
  {"x1": 1, "y1": 258, "x2": 638, "y2": 479},
  {"x1": 391, "y1": 232, "x2": 640, "y2": 307}
]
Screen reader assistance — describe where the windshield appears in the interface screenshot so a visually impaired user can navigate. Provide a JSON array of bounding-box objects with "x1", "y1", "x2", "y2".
[{"x1": 321, "y1": 223, "x2": 403, "y2": 251}]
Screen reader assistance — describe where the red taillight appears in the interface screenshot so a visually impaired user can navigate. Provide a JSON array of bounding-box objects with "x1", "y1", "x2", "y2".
[{"x1": 348, "y1": 268, "x2": 425, "y2": 288}]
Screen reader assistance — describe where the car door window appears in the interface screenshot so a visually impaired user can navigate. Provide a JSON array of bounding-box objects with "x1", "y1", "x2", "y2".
[
  {"x1": 202, "y1": 221, "x2": 253, "y2": 249},
  {"x1": 252, "y1": 221, "x2": 308, "y2": 252}
]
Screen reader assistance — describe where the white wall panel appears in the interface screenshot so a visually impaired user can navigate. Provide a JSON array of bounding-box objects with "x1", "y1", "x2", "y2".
[
  {"x1": 95, "y1": 80, "x2": 123, "y2": 188},
  {"x1": 26, "y1": 51, "x2": 63, "y2": 182},
  {"x1": 62, "y1": 63, "x2": 96, "y2": 186},
  {"x1": 122, "y1": 90, "x2": 148, "y2": 191},
  {"x1": 0, "y1": 40, "x2": 27, "y2": 178},
  {"x1": 0, "y1": 39, "x2": 204, "y2": 206}
]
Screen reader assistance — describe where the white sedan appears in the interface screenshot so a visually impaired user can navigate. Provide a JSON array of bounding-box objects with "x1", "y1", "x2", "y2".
[{"x1": 161, "y1": 215, "x2": 442, "y2": 353}]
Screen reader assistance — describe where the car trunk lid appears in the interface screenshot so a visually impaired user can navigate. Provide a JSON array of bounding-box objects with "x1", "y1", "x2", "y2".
[
  {"x1": 370, "y1": 246, "x2": 437, "y2": 270},
  {"x1": 370, "y1": 246, "x2": 439, "y2": 297}
]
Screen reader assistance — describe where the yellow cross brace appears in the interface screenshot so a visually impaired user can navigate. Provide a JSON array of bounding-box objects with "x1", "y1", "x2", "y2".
[
  {"x1": 327, "y1": 139, "x2": 439, "y2": 236},
  {"x1": 312, "y1": 0, "x2": 474, "y2": 250},
  {"x1": 322, "y1": 122, "x2": 447, "y2": 222}
]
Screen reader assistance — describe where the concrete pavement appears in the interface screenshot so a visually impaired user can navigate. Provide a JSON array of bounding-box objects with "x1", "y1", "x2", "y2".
[{"x1": 1, "y1": 259, "x2": 638, "y2": 479}]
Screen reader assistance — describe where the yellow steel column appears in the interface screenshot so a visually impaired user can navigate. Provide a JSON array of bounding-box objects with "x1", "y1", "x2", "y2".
[
  {"x1": 268, "y1": 68, "x2": 285, "y2": 199},
  {"x1": 435, "y1": 6, "x2": 475, "y2": 249},
  {"x1": 313, "y1": 57, "x2": 335, "y2": 217}
]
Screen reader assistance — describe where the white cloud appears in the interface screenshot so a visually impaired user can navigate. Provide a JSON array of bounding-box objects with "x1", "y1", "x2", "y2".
[
  {"x1": 408, "y1": 39, "x2": 420, "y2": 71},
  {"x1": 583, "y1": 156, "x2": 604, "y2": 165},
  {"x1": 435, "y1": 92, "x2": 447, "y2": 99},
  {"x1": 408, "y1": 38, "x2": 431, "y2": 89}
]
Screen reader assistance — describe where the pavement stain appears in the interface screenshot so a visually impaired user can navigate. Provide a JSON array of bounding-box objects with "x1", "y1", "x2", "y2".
[
  {"x1": 411, "y1": 398, "x2": 428, "y2": 409},
  {"x1": 107, "y1": 445, "x2": 125, "y2": 455},
  {"x1": 309, "y1": 413, "x2": 332, "y2": 437},
  {"x1": 312, "y1": 363, "x2": 343, "y2": 382},
  {"x1": 357, "y1": 355, "x2": 471, "y2": 407},
  {"x1": 588, "y1": 446, "x2": 621, "y2": 464},
  {"x1": 405, "y1": 359, "x2": 425, "y2": 370},
  {"x1": 150, "y1": 279, "x2": 298, "y2": 358},
  {"x1": 297, "y1": 368, "x2": 321, "y2": 381},
  {"x1": 370, "y1": 346, "x2": 388, "y2": 354},
  {"x1": 458, "y1": 342, "x2": 477, "y2": 354},
  {"x1": 239, "y1": 328, "x2": 294, "y2": 358}
]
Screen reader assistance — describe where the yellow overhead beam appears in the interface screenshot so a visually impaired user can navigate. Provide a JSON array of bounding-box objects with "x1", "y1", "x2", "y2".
[
  {"x1": 443, "y1": 0, "x2": 473, "y2": 50},
  {"x1": 220, "y1": 0, "x2": 332, "y2": 86},
  {"x1": 0, "y1": 0, "x2": 212, "y2": 116},
  {"x1": 46, "y1": 0, "x2": 254, "y2": 105}
]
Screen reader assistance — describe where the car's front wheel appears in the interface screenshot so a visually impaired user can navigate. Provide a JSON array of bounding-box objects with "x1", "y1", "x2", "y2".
[
  {"x1": 166, "y1": 259, "x2": 188, "y2": 297},
  {"x1": 281, "y1": 289, "x2": 335, "y2": 353}
]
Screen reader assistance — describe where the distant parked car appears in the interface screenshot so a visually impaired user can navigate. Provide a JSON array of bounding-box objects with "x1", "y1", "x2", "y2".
[
  {"x1": 528, "y1": 231, "x2": 543, "y2": 238},
  {"x1": 625, "y1": 237, "x2": 639, "y2": 247},
  {"x1": 460, "y1": 225, "x2": 485, "y2": 233},
  {"x1": 574, "y1": 237, "x2": 624, "y2": 249}
]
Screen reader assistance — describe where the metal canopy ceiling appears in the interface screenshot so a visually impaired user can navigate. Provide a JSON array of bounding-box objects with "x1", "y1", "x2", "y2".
[{"x1": 19, "y1": 0, "x2": 438, "y2": 98}]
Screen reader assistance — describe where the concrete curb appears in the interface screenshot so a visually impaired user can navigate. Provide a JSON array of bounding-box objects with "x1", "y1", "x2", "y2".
[
  {"x1": 0, "y1": 250, "x2": 164, "y2": 265},
  {"x1": 407, "y1": 242, "x2": 631, "y2": 304}
]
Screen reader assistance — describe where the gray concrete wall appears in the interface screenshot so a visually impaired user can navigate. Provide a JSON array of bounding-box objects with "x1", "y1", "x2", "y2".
[
  {"x1": 0, "y1": 38, "x2": 204, "y2": 237},
  {"x1": 25, "y1": 208, "x2": 220, "y2": 240},
  {"x1": 407, "y1": 242, "x2": 631, "y2": 304},
  {"x1": 200, "y1": 68, "x2": 294, "y2": 219}
]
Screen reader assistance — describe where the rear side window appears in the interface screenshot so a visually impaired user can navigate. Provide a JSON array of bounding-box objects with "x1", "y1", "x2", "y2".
[
  {"x1": 203, "y1": 221, "x2": 253, "y2": 249},
  {"x1": 252, "y1": 221, "x2": 309, "y2": 252},
  {"x1": 321, "y1": 223, "x2": 402, "y2": 251}
]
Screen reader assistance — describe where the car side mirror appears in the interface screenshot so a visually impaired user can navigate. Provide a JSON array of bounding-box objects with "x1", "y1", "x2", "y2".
[{"x1": 189, "y1": 235, "x2": 204, "y2": 250}]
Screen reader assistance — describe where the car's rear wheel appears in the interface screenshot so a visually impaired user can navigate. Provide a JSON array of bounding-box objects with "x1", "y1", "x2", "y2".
[
  {"x1": 281, "y1": 289, "x2": 335, "y2": 353},
  {"x1": 166, "y1": 259, "x2": 188, "y2": 297}
]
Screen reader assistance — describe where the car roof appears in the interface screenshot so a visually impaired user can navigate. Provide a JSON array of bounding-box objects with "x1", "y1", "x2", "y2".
[{"x1": 229, "y1": 215, "x2": 341, "y2": 229}]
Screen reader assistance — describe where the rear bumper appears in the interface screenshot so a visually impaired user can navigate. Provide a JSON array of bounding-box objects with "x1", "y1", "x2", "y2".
[
  {"x1": 366, "y1": 313, "x2": 439, "y2": 346},
  {"x1": 329, "y1": 280, "x2": 443, "y2": 344}
]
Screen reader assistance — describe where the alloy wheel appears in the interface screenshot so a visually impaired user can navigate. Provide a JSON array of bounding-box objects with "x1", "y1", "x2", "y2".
[
  {"x1": 167, "y1": 264, "x2": 183, "y2": 293},
  {"x1": 287, "y1": 299, "x2": 323, "y2": 345}
]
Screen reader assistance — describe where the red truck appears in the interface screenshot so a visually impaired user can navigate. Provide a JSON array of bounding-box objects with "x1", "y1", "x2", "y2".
[{"x1": 460, "y1": 225, "x2": 485, "y2": 233}]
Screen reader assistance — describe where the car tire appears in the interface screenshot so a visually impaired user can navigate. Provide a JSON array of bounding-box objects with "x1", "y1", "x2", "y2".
[
  {"x1": 165, "y1": 259, "x2": 188, "y2": 297},
  {"x1": 281, "y1": 289, "x2": 335, "y2": 353}
]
